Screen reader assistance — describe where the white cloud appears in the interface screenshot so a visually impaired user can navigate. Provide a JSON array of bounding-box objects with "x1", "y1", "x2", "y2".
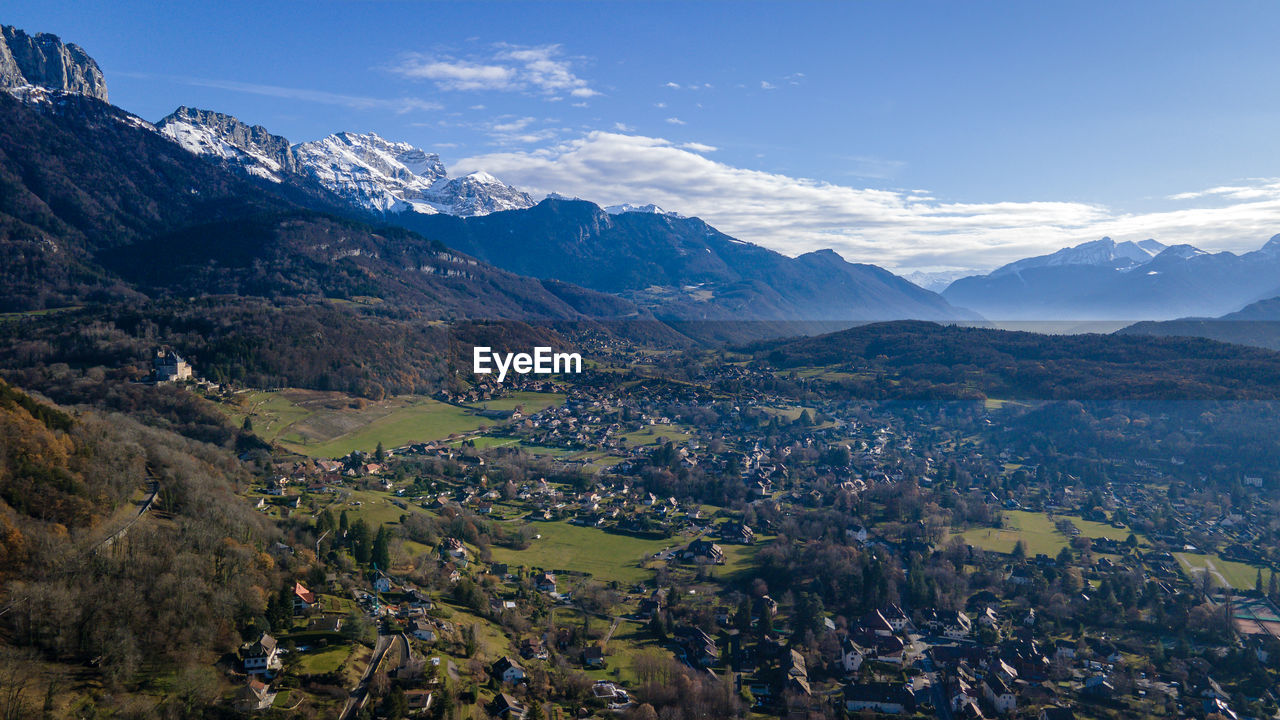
[
  {"x1": 665, "y1": 81, "x2": 681, "y2": 89},
  {"x1": 665, "y1": 117, "x2": 686, "y2": 125},
  {"x1": 681, "y1": 142, "x2": 717, "y2": 153},
  {"x1": 613, "y1": 122, "x2": 635, "y2": 132},
  {"x1": 456, "y1": 132, "x2": 1280, "y2": 271},
  {"x1": 490, "y1": 116, "x2": 537, "y2": 133},
  {"x1": 760, "y1": 80, "x2": 776, "y2": 90},
  {"x1": 389, "y1": 43, "x2": 598, "y2": 99}
]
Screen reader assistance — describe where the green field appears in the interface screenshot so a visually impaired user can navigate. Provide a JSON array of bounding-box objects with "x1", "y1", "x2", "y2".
[
  {"x1": 223, "y1": 389, "x2": 563, "y2": 457},
  {"x1": 621, "y1": 424, "x2": 693, "y2": 447},
  {"x1": 957, "y1": 510, "x2": 1140, "y2": 557},
  {"x1": 294, "y1": 645, "x2": 352, "y2": 675},
  {"x1": 489, "y1": 521, "x2": 675, "y2": 584},
  {"x1": 1175, "y1": 552, "x2": 1267, "y2": 590}
]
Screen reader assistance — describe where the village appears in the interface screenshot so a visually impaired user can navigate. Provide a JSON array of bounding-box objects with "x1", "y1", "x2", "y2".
[{"x1": 206, "y1": 347, "x2": 1280, "y2": 720}]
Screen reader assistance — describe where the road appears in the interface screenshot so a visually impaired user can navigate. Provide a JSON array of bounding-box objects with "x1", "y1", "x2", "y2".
[
  {"x1": 339, "y1": 632, "x2": 394, "y2": 720},
  {"x1": 97, "y1": 477, "x2": 159, "y2": 550}
]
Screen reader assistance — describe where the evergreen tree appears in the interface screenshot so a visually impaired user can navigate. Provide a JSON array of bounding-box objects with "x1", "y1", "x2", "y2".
[
  {"x1": 373, "y1": 525, "x2": 392, "y2": 569},
  {"x1": 352, "y1": 519, "x2": 373, "y2": 565},
  {"x1": 385, "y1": 686, "x2": 408, "y2": 720}
]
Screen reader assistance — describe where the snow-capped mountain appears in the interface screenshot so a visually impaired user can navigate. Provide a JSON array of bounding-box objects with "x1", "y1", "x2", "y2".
[
  {"x1": 944, "y1": 235, "x2": 1280, "y2": 321},
  {"x1": 291, "y1": 131, "x2": 535, "y2": 217},
  {"x1": 157, "y1": 107, "x2": 297, "y2": 182},
  {"x1": 604, "y1": 202, "x2": 685, "y2": 218},
  {"x1": 988, "y1": 237, "x2": 1168, "y2": 278},
  {"x1": 154, "y1": 108, "x2": 535, "y2": 217},
  {"x1": 901, "y1": 269, "x2": 977, "y2": 293}
]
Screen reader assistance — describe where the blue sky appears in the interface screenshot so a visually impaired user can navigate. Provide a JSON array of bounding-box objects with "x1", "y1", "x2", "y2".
[{"x1": 10, "y1": 1, "x2": 1280, "y2": 272}]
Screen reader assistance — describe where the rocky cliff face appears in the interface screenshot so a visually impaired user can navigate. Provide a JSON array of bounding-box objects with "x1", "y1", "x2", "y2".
[
  {"x1": 157, "y1": 106, "x2": 298, "y2": 181},
  {"x1": 0, "y1": 25, "x2": 108, "y2": 101}
]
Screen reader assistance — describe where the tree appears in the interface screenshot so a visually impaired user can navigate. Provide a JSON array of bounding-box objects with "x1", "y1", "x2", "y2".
[
  {"x1": 373, "y1": 525, "x2": 391, "y2": 570},
  {"x1": 352, "y1": 519, "x2": 373, "y2": 564},
  {"x1": 375, "y1": 441, "x2": 387, "y2": 464},
  {"x1": 526, "y1": 699, "x2": 545, "y2": 720},
  {"x1": 1012, "y1": 540, "x2": 1027, "y2": 561},
  {"x1": 384, "y1": 685, "x2": 408, "y2": 720},
  {"x1": 241, "y1": 416, "x2": 254, "y2": 432}
]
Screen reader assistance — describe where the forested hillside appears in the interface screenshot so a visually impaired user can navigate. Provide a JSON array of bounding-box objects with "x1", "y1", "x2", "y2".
[
  {"x1": 0, "y1": 379, "x2": 278, "y2": 716},
  {"x1": 752, "y1": 321, "x2": 1280, "y2": 400}
]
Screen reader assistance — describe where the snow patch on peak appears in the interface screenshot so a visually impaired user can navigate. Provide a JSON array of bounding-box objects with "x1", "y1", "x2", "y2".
[
  {"x1": 990, "y1": 236, "x2": 1170, "y2": 278},
  {"x1": 292, "y1": 132, "x2": 533, "y2": 216},
  {"x1": 604, "y1": 203, "x2": 685, "y2": 218}
]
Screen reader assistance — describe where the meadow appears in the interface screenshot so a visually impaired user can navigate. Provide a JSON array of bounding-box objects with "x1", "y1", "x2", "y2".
[
  {"x1": 222, "y1": 389, "x2": 563, "y2": 457},
  {"x1": 1175, "y1": 552, "x2": 1268, "y2": 591},
  {"x1": 488, "y1": 521, "x2": 675, "y2": 585},
  {"x1": 957, "y1": 510, "x2": 1142, "y2": 556}
]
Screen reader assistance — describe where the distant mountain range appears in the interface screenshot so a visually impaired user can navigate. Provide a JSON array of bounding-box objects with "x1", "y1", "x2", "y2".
[
  {"x1": 943, "y1": 236, "x2": 1280, "y2": 320},
  {"x1": 393, "y1": 199, "x2": 976, "y2": 331},
  {"x1": 15, "y1": 21, "x2": 1280, "y2": 343},
  {"x1": 0, "y1": 36, "x2": 669, "y2": 338}
]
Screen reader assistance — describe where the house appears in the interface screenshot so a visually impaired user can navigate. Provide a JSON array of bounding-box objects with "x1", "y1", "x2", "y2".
[
  {"x1": 841, "y1": 637, "x2": 867, "y2": 673},
  {"x1": 234, "y1": 678, "x2": 276, "y2": 712},
  {"x1": 844, "y1": 682, "x2": 916, "y2": 714},
  {"x1": 404, "y1": 690, "x2": 433, "y2": 716},
  {"x1": 881, "y1": 604, "x2": 911, "y2": 632},
  {"x1": 982, "y1": 675, "x2": 1017, "y2": 714},
  {"x1": 683, "y1": 538, "x2": 726, "y2": 564},
  {"x1": 582, "y1": 646, "x2": 605, "y2": 668},
  {"x1": 242, "y1": 632, "x2": 281, "y2": 674},
  {"x1": 860, "y1": 610, "x2": 895, "y2": 637},
  {"x1": 935, "y1": 609, "x2": 972, "y2": 639},
  {"x1": 490, "y1": 692, "x2": 525, "y2": 719},
  {"x1": 847, "y1": 525, "x2": 869, "y2": 543},
  {"x1": 787, "y1": 648, "x2": 807, "y2": 678},
  {"x1": 293, "y1": 582, "x2": 316, "y2": 613},
  {"x1": 439, "y1": 537, "x2": 469, "y2": 562},
  {"x1": 534, "y1": 572, "x2": 557, "y2": 593},
  {"x1": 491, "y1": 656, "x2": 526, "y2": 684},
  {"x1": 410, "y1": 620, "x2": 438, "y2": 643},
  {"x1": 979, "y1": 607, "x2": 999, "y2": 627},
  {"x1": 520, "y1": 637, "x2": 548, "y2": 660},
  {"x1": 1039, "y1": 706, "x2": 1075, "y2": 720},
  {"x1": 308, "y1": 616, "x2": 343, "y2": 633},
  {"x1": 722, "y1": 522, "x2": 756, "y2": 545},
  {"x1": 373, "y1": 571, "x2": 394, "y2": 593},
  {"x1": 154, "y1": 349, "x2": 193, "y2": 382}
]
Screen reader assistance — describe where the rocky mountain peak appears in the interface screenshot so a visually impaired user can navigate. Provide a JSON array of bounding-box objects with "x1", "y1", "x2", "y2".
[
  {"x1": 157, "y1": 106, "x2": 298, "y2": 181},
  {"x1": 0, "y1": 25, "x2": 108, "y2": 101}
]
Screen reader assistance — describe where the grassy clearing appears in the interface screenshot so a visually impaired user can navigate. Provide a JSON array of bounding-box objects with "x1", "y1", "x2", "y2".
[
  {"x1": 466, "y1": 391, "x2": 565, "y2": 414},
  {"x1": 1175, "y1": 552, "x2": 1266, "y2": 590},
  {"x1": 295, "y1": 644, "x2": 351, "y2": 674},
  {"x1": 331, "y1": 489, "x2": 422, "y2": 527},
  {"x1": 489, "y1": 522, "x2": 674, "y2": 584},
  {"x1": 958, "y1": 511, "x2": 1064, "y2": 556},
  {"x1": 621, "y1": 424, "x2": 693, "y2": 447},
  {"x1": 957, "y1": 511, "x2": 1143, "y2": 556},
  {"x1": 222, "y1": 389, "x2": 564, "y2": 458}
]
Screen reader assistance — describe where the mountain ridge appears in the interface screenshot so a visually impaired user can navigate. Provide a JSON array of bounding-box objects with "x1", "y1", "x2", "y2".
[{"x1": 944, "y1": 234, "x2": 1280, "y2": 320}]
